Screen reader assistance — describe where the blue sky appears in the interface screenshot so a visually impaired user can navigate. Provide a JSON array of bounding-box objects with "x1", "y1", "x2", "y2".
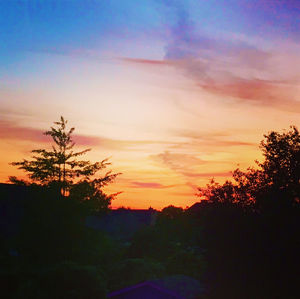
[
  {"x1": 1, "y1": 0, "x2": 299, "y2": 82},
  {"x1": 2, "y1": 0, "x2": 299, "y2": 58}
]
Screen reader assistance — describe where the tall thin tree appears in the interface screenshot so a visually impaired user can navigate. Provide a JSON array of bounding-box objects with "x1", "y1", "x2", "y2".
[{"x1": 10, "y1": 116, "x2": 119, "y2": 203}]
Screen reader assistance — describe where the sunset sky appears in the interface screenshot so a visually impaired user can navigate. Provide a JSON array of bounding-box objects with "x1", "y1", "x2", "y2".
[{"x1": 1, "y1": 0, "x2": 300, "y2": 209}]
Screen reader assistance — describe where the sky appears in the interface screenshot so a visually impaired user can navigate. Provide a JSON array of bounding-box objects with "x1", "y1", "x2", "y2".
[{"x1": 1, "y1": 0, "x2": 300, "y2": 209}]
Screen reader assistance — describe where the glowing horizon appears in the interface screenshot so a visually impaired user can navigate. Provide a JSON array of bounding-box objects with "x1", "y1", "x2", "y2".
[{"x1": 1, "y1": 1, "x2": 300, "y2": 209}]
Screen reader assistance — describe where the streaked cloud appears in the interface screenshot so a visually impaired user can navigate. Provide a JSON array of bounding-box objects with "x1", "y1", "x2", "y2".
[
  {"x1": 0, "y1": 121, "x2": 49, "y2": 143},
  {"x1": 0, "y1": 120, "x2": 176, "y2": 150},
  {"x1": 122, "y1": 48, "x2": 300, "y2": 113},
  {"x1": 120, "y1": 1, "x2": 300, "y2": 113},
  {"x1": 181, "y1": 171, "x2": 232, "y2": 178},
  {"x1": 131, "y1": 181, "x2": 177, "y2": 189},
  {"x1": 150, "y1": 150, "x2": 232, "y2": 179},
  {"x1": 150, "y1": 150, "x2": 205, "y2": 175},
  {"x1": 120, "y1": 57, "x2": 171, "y2": 66},
  {"x1": 174, "y1": 129, "x2": 256, "y2": 147}
]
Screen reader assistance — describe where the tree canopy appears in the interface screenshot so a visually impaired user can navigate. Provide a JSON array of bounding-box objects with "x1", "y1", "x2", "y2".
[
  {"x1": 10, "y1": 116, "x2": 120, "y2": 209},
  {"x1": 198, "y1": 126, "x2": 300, "y2": 210}
]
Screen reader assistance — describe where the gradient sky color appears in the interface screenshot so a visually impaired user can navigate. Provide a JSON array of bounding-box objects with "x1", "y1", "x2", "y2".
[{"x1": 1, "y1": 0, "x2": 300, "y2": 209}]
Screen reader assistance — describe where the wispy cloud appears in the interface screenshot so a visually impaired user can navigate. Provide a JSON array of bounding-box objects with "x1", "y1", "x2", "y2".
[
  {"x1": 122, "y1": 45, "x2": 300, "y2": 113},
  {"x1": 174, "y1": 129, "x2": 256, "y2": 147},
  {"x1": 121, "y1": 2, "x2": 300, "y2": 113},
  {"x1": 120, "y1": 57, "x2": 171, "y2": 66},
  {"x1": 131, "y1": 181, "x2": 177, "y2": 189},
  {"x1": 150, "y1": 149, "x2": 232, "y2": 179},
  {"x1": 0, "y1": 121, "x2": 49, "y2": 143},
  {"x1": 181, "y1": 171, "x2": 232, "y2": 178},
  {"x1": 0, "y1": 120, "x2": 105, "y2": 147},
  {"x1": 0, "y1": 120, "x2": 178, "y2": 151},
  {"x1": 150, "y1": 150, "x2": 205, "y2": 175}
]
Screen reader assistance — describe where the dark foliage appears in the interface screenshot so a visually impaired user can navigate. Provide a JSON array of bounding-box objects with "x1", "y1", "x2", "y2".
[
  {"x1": 15, "y1": 262, "x2": 107, "y2": 299},
  {"x1": 198, "y1": 126, "x2": 300, "y2": 211},
  {"x1": 10, "y1": 116, "x2": 120, "y2": 211},
  {"x1": 195, "y1": 126, "x2": 300, "y2": 298}
]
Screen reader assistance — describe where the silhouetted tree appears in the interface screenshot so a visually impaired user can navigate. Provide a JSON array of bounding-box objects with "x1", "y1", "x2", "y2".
[
  {"x1": 198, "y1": 126, "x2": 300, "y2": 210},
  {"x1": 160, "y1": 205, "x2": 184, "y2": 219},
  {"x1": 10, "y1": 116, "x2": 119, "y2": 209},
  {"x1": 198, "y1": 179, "x2": 239, "y2": 205},
  {"x1": 194, "y1": 126, "x2": 300, "y2": 297}
]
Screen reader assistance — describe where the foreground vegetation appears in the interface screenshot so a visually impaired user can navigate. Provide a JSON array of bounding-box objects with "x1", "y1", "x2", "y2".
[
  {"x1": 1, "y1": 194, "x2": 299, "y2": 298},
  {"x1": 0, "y1": 194, "x2": 205, "y2": 298}
]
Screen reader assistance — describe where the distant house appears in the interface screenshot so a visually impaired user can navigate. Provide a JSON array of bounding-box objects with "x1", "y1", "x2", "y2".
[
  {"x1": 86, "y1": 208, "x2": 157, "y2": 241},
  {"x1": 107, "y1": 275, "x2": 205, "y2": 299}
]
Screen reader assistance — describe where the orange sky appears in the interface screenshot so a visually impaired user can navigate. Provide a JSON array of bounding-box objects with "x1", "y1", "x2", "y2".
[
  {"x1": 1, "y1": 1, "x2": 300, "y2": 209},
  {"x1": 1, "y1": 59, "x2": 299, "y2": 209}
]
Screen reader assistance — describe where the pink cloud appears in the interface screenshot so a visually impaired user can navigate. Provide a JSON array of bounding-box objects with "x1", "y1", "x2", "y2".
[
  {"x1": 0, "y1": 120, "x2": 104, "y2": 147},
  {"x1": 0, "y1": 121, "x2": 49, "y2": 143},
  {"x1": 120, "y1": 39, "x2": 300, "y2": 113},
  {"x1": 199, "y1": 78, "x2": 300, "y2": 113},
  {"x1": 0, "y1": 120, "x2": 178, "y2": 151}
]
